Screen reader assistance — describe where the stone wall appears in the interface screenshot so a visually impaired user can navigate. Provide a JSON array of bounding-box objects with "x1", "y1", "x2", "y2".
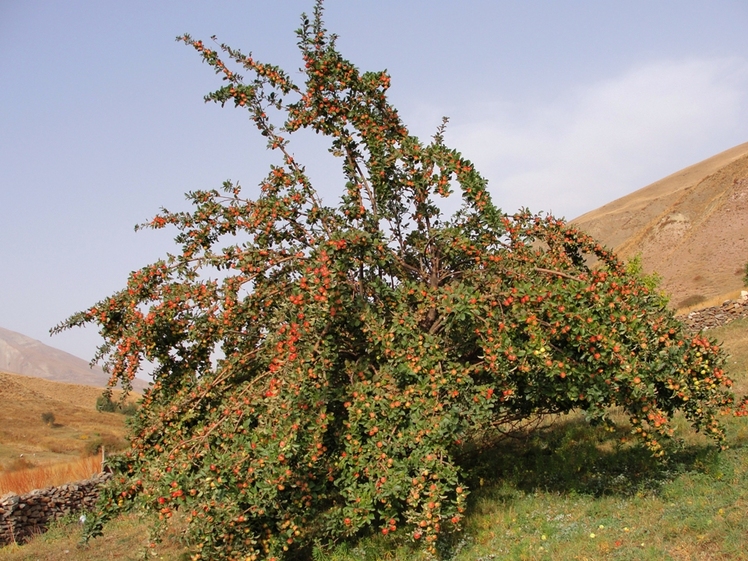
[
  {"x1": 678, "y1": 295, "x2": 748, "y2": 333},
  {"x1": 0, "y1": 472, "x2": 110, "y2": 545}
]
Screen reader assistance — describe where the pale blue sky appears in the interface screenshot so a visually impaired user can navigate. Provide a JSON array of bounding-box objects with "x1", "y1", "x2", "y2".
[{"x1": 2, "y1": 1, "x2": 747, "y2": 375}]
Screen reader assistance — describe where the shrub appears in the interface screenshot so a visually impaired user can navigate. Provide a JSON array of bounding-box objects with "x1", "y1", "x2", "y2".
[
  {"x1": 626, "y1": 254, "x2": 668, "y2": 306},
  {"x1": 678, "y1": 294, "x2": 707, "y2": 310},
  {"x1": 41, "y1": 412, "x2": 56, "y2": 426},
  {"x1": 55, "y1": 3, "x2": 746, "y2": 559},
  {"x1": 95, "y1": 395, "x2": 118, "y2": 413},
  {"x1": 119, "y1": 402, "x2": 138, "y2": 416},
  {"x1": 84, "y1": 434, "x2": 128, "y2": 457},
  {"x1": 96, "y1": 395, "x2": 138, "y2": 416},
  {"x1": 5, "y1": 457, "x2": 37, "y2": 473},
  {"x1": 743, "y1": 262, "x2": 748, "y2": 286}
]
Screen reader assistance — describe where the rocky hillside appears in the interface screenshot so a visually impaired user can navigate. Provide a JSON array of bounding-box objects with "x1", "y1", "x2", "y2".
[
  {"x1": 0, "y1": 326, "x2": 148, "y2": 391},
  {"x1": 573, "y1": 141, "x2": 748, "y2": 308}
]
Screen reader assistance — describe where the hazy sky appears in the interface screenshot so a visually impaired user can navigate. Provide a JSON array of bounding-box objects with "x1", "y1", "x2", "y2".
[{"x1": 2, "y1": 1, "x2": 748, "y2": 376}]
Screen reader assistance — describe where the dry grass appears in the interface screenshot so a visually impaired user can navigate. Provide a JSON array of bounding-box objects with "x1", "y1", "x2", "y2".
[
  {"x1": 0, "y1": 455, "x2": 103, "y2": 496},
  {"x1": 0, "y1": 371, "x2": 135, "y2": 471}
]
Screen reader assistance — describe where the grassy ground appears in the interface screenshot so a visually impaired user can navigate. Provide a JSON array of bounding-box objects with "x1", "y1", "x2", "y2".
[
  {"x1": 312, "y1": 419, "x2": 748, "y2": 561},
  {"x1": 0, "y1": 513, "x2": 189, "y2": 561},
  {"x1": 2, "y1": 319, "x2": 747, "y2": 560}
]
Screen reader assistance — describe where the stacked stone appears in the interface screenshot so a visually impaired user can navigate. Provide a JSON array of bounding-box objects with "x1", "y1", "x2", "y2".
[
  {"x1": 0, "y1": 472, "x2": 111, "y2": 545},
  {"x1": 678, "y1": 297, "x2": 748, "y2": 333}
]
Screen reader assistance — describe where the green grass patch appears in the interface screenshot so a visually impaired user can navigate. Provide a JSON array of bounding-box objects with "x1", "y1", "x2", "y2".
[
  {"x1": 0, "y1": 513, "x2": 190, "y2": 561},
  {"x1": 313, "y1": 416, "x2": 748, "y2": 561}
]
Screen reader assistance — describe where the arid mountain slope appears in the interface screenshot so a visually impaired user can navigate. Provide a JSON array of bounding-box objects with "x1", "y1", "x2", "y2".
[
  {"x1": 573, "y1": 141, "x2": 748, "y2": 308},
  {"x1": 0, "y1": 326, "x2": 148, "y2": 391},
  {"x1": 0, "y1": 370, "x2": 132, "y2": 469}
]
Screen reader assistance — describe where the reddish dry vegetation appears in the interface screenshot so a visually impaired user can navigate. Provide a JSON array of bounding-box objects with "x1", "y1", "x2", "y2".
[{"x1": 0, "y1": 455, "x2": 102, "y2": 496}]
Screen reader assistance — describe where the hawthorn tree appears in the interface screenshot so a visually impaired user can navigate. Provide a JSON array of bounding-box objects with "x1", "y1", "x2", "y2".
[{"x1": 56, "y1": 3, "x2": 746, "y2": 559}]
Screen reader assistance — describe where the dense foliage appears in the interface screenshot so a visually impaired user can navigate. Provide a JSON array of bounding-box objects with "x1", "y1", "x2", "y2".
[{"x1": 56, "y1": 4, "x2": 745, "y2": 559}]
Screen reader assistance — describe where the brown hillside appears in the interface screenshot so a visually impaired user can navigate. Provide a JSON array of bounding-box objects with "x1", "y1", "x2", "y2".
[
  {"x1": 573, "y1": 141, "x2": 748, "y2": 308},
  {"x1": 0, "y1": 370, "x2": 134, "y2": 471},
  {"x1": 0, "y1": 326, "x2": 149, "y2": 391}
]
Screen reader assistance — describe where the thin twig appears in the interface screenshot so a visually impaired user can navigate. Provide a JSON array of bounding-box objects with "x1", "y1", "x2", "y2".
[{"x1": 534, "y1": 267, "x2": 582, "y2": 282}]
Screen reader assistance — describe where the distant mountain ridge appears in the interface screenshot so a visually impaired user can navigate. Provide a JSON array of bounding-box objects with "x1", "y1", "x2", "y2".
[
  {"x1": 0, "y1": 326, "x2": 148, "y2": 391},
  {"x1": 573, "y1": 141, "x2": 748, "y2": 308}
]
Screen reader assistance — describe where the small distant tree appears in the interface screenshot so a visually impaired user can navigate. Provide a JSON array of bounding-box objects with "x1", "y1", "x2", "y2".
[
  {"x1": 55, "y1": 3, "x2": 746, "y2": 559},
  {"x1": 41, "y1": 412, "x2": 55, "y2": 426},
  {"x1": 97, "y1": 394, "x2": 138, "y2": 416},
  {"x1": 119, "y1": 402, "x2": 138, "y2": 416},
  {"x1": 95, "y1": 395, "x2": 118, "y2": 413}
]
